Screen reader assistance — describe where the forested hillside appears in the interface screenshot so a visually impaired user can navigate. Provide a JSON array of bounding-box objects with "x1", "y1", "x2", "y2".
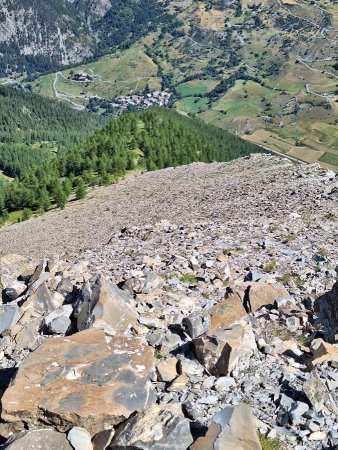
[
  {"x1": 0, "y1": 108, "x2": 261, "y2": 221},
  {"x1": 0, "y1": 86, "x2": 106, "y2": 177}
]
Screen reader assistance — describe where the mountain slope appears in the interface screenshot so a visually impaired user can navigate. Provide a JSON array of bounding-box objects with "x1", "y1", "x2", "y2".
[
  {"x1": 0, "y1": 153, "x2": 334, "y2": 259},
  {"x1": 0, "y1": 0, "x2": 175, "y2": 76},
  {"x1": 0, "y1": 108, "x2": 261, "y2": 220},
  {"x1": 25, "y1": 0, "x2": 338, "y2": 169}
]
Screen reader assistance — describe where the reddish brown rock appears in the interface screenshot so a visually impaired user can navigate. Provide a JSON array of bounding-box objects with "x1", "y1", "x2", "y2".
[
  {"x1": 209, "y1": 292, "x2": 246, "y2": 331},
  {"x1": 1, "y1": 329, "x2": 156, "y2": 435},
  {"x1": 234, "y1": 281, "x2": 288, "y2": 313},
  {"x1": 156, "y1": 357, "x2": 178, "y2": 382},
  {"x1": 194, "y1": 320, "x2": 257, "y2": 376},
  {"x1": 191, "y1": 403, "x2": 262, "y2": 450}
]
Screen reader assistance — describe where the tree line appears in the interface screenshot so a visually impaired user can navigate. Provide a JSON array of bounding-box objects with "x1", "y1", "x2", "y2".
[{"x1": 0, "y1": 107, "x2": 263, "y2": 222}]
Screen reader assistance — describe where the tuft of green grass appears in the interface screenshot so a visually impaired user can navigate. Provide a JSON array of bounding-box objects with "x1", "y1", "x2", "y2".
[
  {"x1": 283, "y1": 234, "x2": 296, "y2": 242},
  {"x1": 324, "y1": 212, "x2": 336, "y2": 222},
  {"x1": 296, "y1": 335, "x2": 312, "y2": 347},
  {"x1": 259, "y1": 432, "x2": 282, "y2": 450},
  {"x1": 180, "y1": 274, "x2": 198, "y2": 285},
  {"x1": 263, "y1": 260, "x2": 278, "y2": 273},
  {"x1": 278, "y1": 273, "x2": 302, "y2": 288},
  {"x1": 318, "y1": 247, "x2": 329, "y2": 257},
  {"x1": 154, "y1": 349, "x2": 165, "y2": 360}
]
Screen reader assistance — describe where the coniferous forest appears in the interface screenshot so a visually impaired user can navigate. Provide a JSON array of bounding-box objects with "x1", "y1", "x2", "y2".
[
  {"x1": 0, "y1": 86, "x2": 106, "y2": 178},
  {"x1": 0, "y1": 102, "x2": 262, "y2": 222}
]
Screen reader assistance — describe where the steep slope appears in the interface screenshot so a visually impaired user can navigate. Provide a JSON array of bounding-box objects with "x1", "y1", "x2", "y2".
[
  {"x1": 0, "y1": 154, "x2": 336, "y2": 259},
  {"x1": 0, "y1": 108, "x2": 260, "y2": 220},
  {"x1": 0, "y1": 154, "x2": 337, "y2": 450}
]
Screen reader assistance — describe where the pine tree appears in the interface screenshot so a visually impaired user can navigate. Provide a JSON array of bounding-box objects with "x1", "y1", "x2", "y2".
[{"x1": 75, "y1": 178, "x2": 87, "y2": 200}]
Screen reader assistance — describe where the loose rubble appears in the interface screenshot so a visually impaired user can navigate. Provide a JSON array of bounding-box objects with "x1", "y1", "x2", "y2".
[{"x1": 0, "y1": 155, "x2": 338, "y2": 449}]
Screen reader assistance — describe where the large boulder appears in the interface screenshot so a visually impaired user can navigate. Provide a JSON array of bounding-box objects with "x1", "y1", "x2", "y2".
[
  {"x1": 232, "y1": 281, "x2": 288, "y2": 314},
  {"x1": 194, "y1": 319, "x2": 257, "y2": 376},
  {"x1": 191, "y1": 403, "x2": 262, "y2": 450},
  {"x1": 109, "y1": 404, "x2": 193, "y2": 449},
  {"x1": 1, "y1": 329, "x2": 156, "y2": 435},
  {"x1": 75, "y1": 275, "x2": 138, "y2": 335}
]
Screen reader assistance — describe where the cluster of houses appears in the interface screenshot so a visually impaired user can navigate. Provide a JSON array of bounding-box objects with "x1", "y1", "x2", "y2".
[
  {"x1": 71, "y1": 71, "x2": 92, "y2": 82},
  {"x1": 112, "y1": 91, "x2": 172, "y2": 112}
]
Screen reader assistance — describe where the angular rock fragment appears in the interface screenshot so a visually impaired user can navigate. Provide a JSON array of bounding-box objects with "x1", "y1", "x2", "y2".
[
  {"x1": 185, "y1": 309, "x2": 211, "y2": 338},
  {"x1": 194, "y1": 319, "x2": 257, "y2": 376},
  {"x1": 122, "y1": 271, "x2": 163, "y2": 294},
  {"x1": 0, "y1": 305, "x2": 20, "y2": 335},
  {"x1": 311, "y1": 340, "x2": 338, "y2": 366},
  {"x1": 21, "y1": 282, "x2": 61, "y2": 314},
  {"x1": 14, "y1": 318, "x2": 39, "y2": 351},
  {"x1": 1, "y1": 329, "x2": 156, "y2": 434},
  {"x1": 0, "y1": 254, "x2": 33, "y2": 290},
  {"x1": 109, "y1": 404, "x2": 193, "y2": 449},
  {"x1": 304, "y1": 371, "x2": 338, "y2": 417},
  {"x1": 156, "y1": 356, "x2": 178, "y2": 382},
  {"x1": 44, "y1": 305, "x2": 73, "y2": 335},
  {"x1": 92, "y1": 429, "x2": 115, "y2": 450},
  {"x1": 191, "y1": 403, "x2": 262, "y2": 450},
  {"x1": 234, "y1": 281, "x2": 288, "y2": 313},
  {"x1": 2, "y1": 282, "x2": 26, "y2": 303},
  {"x1": 3, "y1": 429, "x2": 73, "y2": 449},
  {"x1": 75, "y1": 274, "x2": 138, "y2": 335},
  {"x1": 314, "y1": 282, "x2": 338, "y2": 341},
  {"x1": 167, "y1": 374, "x2": 189, "y2": 392},
  {"x1": 208, "y1": 292, "x2": 246, "y2": 330}
]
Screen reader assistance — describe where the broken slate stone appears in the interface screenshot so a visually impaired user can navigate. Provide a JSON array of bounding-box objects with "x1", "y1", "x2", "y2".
[
  {"x1": 76, "y1": 274, "x2": 138, "y2": 335},
  {"x1": 190, "y1": 403, "x2": 262, "y2": 450},
  {"x1": 0, "y1": 305, "x2": 20, "y2": 335},
  {"x1": 44, "y1": 305, "x2": 73, "y2": 335},
  {"x1": 21, "y1": 282, "x2": 60, "y2": 314},
  {"x1": 194, "y1": 319, "x2": 257, "y2": 376},
  {"x1": 109, "y1": 403, "x2": 193, "y2": 450},
  {"x1": 3, "y1": 429, "x2": 73, "y2": 450},
  {"x1": 156, "y1": 356, "x2": 178, "y2": 382},
  {"x1": 185, "y1": 309, "x2": 211, "y2": 338},
  {"x1": 1, "y1": 329, "x2": 156, "y2": 435}
]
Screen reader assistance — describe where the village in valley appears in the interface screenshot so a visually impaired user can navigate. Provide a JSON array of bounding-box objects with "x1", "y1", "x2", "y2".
[{"x1": 70, "y1": 70, "x2": 172, "y2": 115}]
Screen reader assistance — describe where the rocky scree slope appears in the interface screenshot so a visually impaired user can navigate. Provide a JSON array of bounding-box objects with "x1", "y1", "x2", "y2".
[{"x1": 0, "y1": 154, "x2": 338, "y2": 448}]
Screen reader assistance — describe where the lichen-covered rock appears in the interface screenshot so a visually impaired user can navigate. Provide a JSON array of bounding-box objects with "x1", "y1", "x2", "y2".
[{"x1": 1, "y1": 329, "x2": 156, "y2": 434}]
